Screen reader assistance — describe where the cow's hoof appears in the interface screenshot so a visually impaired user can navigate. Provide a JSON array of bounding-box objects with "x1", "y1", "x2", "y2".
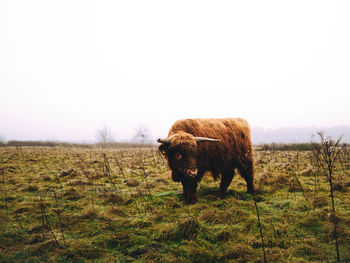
[{"x1": 185, "y1": 198, "x2": 197, "y2": 205}]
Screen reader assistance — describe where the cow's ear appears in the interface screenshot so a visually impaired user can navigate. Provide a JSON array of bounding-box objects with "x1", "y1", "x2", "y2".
[{"x1": 158, "y1": 144, "x2": 168, "y2": 157}]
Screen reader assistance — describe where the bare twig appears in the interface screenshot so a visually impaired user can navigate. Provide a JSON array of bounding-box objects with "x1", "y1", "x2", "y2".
[
  {"x1": 311, "y1": 131, "x2": 345, "y2": 262},
  {"x1": 43, "y1": 162, "x2": 63, "y2": 189}
]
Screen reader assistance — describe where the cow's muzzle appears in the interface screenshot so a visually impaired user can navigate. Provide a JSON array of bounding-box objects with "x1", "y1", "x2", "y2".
[
  {"x1": 186, "y1": 167, "x2": 198, "y2": 177},
  {"x1": 177, "y1": 167, "x2": 198, "y2": 177},
  {"x1": 172, "y1": 167, "x2": 198, "y2": 182}
]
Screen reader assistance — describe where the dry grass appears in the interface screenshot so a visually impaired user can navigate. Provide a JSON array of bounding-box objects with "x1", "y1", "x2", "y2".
[{"x1": 0, "y1": 146, "x2": 349, "y2": 262}]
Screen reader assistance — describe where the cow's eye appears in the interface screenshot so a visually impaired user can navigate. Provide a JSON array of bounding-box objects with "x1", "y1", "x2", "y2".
[
  {"x1": 161, "y1": 149, "x2": 167, "y2": 156},
  {"x1": 175, "y1": 152, "x2": 182, "y2": 160}
]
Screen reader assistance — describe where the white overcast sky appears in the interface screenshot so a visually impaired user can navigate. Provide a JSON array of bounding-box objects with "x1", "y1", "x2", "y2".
[{"x1": 0, "y1": 0, "x2": 349, "y2": 141}]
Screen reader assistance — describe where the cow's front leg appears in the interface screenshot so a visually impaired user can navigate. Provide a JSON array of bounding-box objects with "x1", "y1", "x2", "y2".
[{"x1": 181, "y1": 180, "x2": 198, "y2": 204}]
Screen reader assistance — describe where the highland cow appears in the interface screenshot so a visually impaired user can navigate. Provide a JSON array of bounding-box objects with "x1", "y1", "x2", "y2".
[{"x1": 158, "y1": 118, "x2": 254, "y2": 204}]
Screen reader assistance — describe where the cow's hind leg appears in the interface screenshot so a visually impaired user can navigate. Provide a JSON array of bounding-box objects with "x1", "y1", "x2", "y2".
[
  {"x1": 238, "y1": 159, "x2": 254, "y2": 194},
  {"x1": 219, "y1": 169, "x2": 235, "y2": 199}
]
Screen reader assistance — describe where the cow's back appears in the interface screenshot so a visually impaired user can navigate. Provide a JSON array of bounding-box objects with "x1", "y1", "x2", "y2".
[{"x1": 169, "y1": 118, "x2": 252, "y2": 173}]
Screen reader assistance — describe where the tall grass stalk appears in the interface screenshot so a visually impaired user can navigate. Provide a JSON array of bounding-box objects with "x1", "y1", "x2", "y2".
[
  {"x1": 51, "y1": 191, "x2": 66, "y2": 248},
  {"x1": 136, "y1": 151, "x2": 156, "y2": 213},
  {"x1": 254, "y1": 198, "x2": 267, "y2": 263},
  {"x1": 1, "y1": 168, "x2": 9, "y2": 218},
  {"x1": 38, "y1": 193, "x2": 62, "y2": 248},
  {"x1": 294, "y1": 152, "x2": 308, "y2": 201},
  {"x1": 103, "y1": 153, "x2": 121, "y2": 194},
  {"x1": 114, "y1": 155, "x2": 142, "y2": 216}
]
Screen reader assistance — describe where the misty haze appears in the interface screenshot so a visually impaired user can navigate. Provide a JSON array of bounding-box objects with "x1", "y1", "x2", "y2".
[{"x1": 1, "y1": 1, "x2": 349, "y2": 144}]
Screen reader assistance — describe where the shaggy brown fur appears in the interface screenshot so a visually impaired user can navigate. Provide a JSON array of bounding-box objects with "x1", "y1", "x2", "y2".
[{"x1": 158, "y1": 118, "x2": 254, "y2": 204}]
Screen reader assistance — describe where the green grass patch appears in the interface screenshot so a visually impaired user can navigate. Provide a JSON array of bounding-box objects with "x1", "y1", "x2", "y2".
[{"x1": 0, "y1": 147, "x2": 349, "y2": 262}]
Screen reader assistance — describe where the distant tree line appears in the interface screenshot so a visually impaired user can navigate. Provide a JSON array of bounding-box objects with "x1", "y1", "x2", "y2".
[
  {"x1": 2, "y1": 125, "x2": 349, "y2": 148},
  {"x1": 257, "y1": 143, "x2": 315, "y2": 151},
  {"x1": 0, "y1": 140, "x2": 155, "y2": 148},
  {"x1": 252, "y1": 125, "x2": 350, "y2": 144},
  {"x1": 0, "y1": 125, "x2": 155, "y2": 148}
]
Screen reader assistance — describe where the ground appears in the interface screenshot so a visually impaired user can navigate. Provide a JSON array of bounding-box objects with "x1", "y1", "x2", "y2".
[{"x1": 0, "y1": 146, "x2": 349, "y2": 262}]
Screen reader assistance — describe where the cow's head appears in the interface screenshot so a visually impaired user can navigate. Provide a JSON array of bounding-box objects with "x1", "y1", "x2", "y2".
[{"x1": 158, "y1": 132, "x2": 219, "y2": 203}]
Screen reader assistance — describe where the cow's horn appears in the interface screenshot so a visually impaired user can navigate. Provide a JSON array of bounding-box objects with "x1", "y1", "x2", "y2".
[
  {"x1": 194, "y1": 137, "x2": 220, "y2": 142},
  {"x1": 157, "y1": 138, "x2": 170, "y2": 144}
]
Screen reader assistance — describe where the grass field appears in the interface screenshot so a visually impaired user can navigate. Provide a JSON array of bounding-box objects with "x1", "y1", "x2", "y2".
[{"x1": 0, "y1": 146, "x2": 349, "y2": 262}]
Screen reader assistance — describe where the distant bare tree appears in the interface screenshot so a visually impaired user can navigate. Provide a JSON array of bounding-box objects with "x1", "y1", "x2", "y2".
[
  {"x1": 96, "y1": 126, "x2": 115, "y2": 143},
  {"x1": 133, "y1": 125, "x2": 152, "y2": 144}
]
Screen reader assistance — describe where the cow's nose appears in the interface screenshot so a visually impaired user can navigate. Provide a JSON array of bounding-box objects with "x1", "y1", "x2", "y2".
[{"x1": 186, "y1": 168, "x2": 198, "y2": 177}]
